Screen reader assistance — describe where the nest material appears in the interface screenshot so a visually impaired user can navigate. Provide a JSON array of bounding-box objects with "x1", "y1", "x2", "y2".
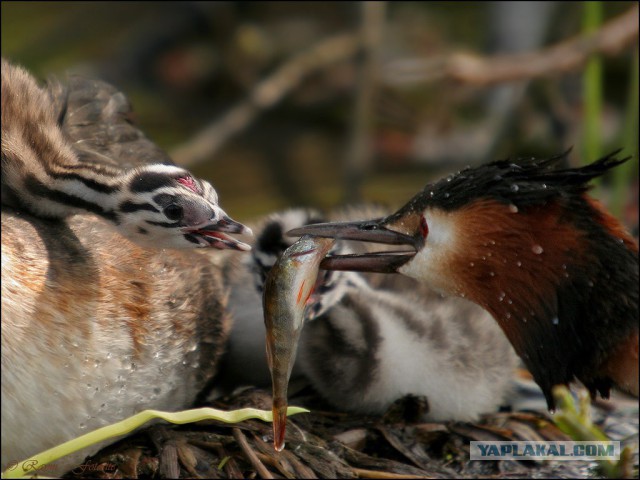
[{"x1": 63, "y1": 383, "x2": 638, "y2": 479}]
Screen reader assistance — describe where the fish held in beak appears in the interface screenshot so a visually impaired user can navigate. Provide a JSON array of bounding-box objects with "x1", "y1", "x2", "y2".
[
  {"x1": 287, "y1": 219, "x2": 417, "y2": 273},
  {"x1": 263, "y1": 235, "x2": 335, "y2": 451}
]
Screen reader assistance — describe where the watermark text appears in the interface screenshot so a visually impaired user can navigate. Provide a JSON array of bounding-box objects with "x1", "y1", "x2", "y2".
[{"x1": 470, "y1": 441, "x2": 620, "y2": 461}]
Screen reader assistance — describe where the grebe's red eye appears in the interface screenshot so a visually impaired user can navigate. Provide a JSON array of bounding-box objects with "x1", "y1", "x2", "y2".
[{"x1": 420, "y1": 216, "x2": 429, "y2": 238}]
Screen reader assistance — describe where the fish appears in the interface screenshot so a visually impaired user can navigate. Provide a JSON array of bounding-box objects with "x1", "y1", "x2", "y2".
[{"x1": 263, "y1": 235, "x2": 335, "y2": 451}]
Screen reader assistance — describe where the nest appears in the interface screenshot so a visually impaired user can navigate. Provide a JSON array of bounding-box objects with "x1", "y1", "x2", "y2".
[{"x1": 63, "y1": 382, "x2": 638, "y2": 479}]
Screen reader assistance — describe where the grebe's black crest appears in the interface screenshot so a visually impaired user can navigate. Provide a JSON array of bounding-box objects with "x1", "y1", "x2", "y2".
[{"x1": 392, "y1": 149, "x2": 631, "y2": 218}]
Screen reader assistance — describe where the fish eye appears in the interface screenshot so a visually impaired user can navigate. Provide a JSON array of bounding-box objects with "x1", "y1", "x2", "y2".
[
  {"x1": 420, "y1": 215, "x2": 429, "y2": 238},
  {"x1": 164, "y1": 204, "x2": 184, "y2": 221}
]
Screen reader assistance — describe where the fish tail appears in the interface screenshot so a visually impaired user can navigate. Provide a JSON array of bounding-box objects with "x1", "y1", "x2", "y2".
[{"x1": 272, "y1": 399, "x2": 288, "y2": 452}]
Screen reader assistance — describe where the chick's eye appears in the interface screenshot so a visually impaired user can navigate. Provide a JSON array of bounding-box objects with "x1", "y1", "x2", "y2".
[
  {"x1": 420, "y1": 215, "x2": 429, "y2": 238},
  {"x1": 164, "y1": 204, "x2": 183, "y2": 221}
]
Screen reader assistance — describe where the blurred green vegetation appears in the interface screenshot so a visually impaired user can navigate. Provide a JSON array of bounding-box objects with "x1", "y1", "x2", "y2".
[
  {"x1": 2, "y1": 1, "x2": 637, "y2": 228},
  {"x1": 582, "y1": 0, "x2": 603, "y2": 165}
]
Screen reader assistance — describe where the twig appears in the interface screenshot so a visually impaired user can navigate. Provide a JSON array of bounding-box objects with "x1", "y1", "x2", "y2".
[
  {"x1": 254, "y1": 452, "x2": 281, "y2": 469},
  {"x1": 384, "y1": 4, "x2": 638, "y2": 87},
  {"x1": 232, "y1": 427, "x2": 274, "y2": 479},
  {"x1": 351, "y1": 467, "x2": 432, "y2": 479},
  {"x1": 344, "y1": 1, "x2": 387, "y2": 203},
  {"x1": 171, "y1": 33, "x2": 360, "y2": 168},
  {"x1": 186, "y1": 439, "x2": 223, "y2": 451},
  {"x1": 251, "y1": 433, "x2": 300, "y2": 479},
  {"x1": 281, "y1": 450, "x2": 317, "y2": 480},
  {"x1": 217, "y1": 444, "x2": 244, "y2": 480},
  {"x1": 158, "y1": 442, "x2": 180, "y2": 479},
  {"x1": 176, "y1": 442, "x2": 201, "y2": 479}
]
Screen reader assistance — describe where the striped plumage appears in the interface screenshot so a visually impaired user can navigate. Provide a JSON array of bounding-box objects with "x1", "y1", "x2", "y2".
[
  {"x1": 1, "y1": 59, "x2": 251, "y2": 250},
  {"x1": 1, "y1": 63, "x2": 240, "y2": 475}
]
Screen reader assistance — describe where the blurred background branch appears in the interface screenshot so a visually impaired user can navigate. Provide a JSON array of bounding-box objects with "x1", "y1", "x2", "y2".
[
  {"x1": 2, "y1": 1, "x2": 637, "y2": 230},
  {"x1": 171, "y1": 32, "x2": 360, "y2": 168},
  {"x1": 168, "y1": 2, "x2": 637, "y2": 176},
  {"x1": 343, "y1": 1, "x2": 387, "y2": 203},
  {"x1": 383, "y1": 3, "x2": 637, "y2": 87}
]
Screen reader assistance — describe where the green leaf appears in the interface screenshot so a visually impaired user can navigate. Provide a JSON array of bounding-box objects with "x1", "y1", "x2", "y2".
[
  {"x1": 552, "y1": 386, "x2": 632, "y2": 478},
  {"x1": 2, "y1": 406, "x2": 309, "y2": 479}
]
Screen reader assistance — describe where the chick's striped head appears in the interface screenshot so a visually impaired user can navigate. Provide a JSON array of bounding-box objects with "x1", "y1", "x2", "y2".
[{"x1": 118, "y1": 164, "x2": 252, "y2": 250}]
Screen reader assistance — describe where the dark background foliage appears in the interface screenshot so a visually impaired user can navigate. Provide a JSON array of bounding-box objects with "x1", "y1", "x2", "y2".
[{"x1": 2, "y1": 1, "x2": 637, "y2": 227}]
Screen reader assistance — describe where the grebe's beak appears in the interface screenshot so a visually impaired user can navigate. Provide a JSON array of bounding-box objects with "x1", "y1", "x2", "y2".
[{"x1": 287, "y1": 218, "x2": 417, "y2": 273}]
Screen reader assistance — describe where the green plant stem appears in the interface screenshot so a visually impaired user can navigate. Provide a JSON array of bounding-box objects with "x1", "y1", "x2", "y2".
[
  {"x1": 582, "y1": 1, "x2": 603, "y2": 190},
  {"x1": 2, "y1": 406, "x2": 309, "y2": 479},
  {"x1": 612, "y1": 46, "x2": 639, "y2": 219},
  {"x1": 552, "y1": 386, "x2": 634, "y2": 479}
]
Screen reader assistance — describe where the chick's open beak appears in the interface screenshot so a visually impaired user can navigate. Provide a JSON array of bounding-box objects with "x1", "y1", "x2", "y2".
[
  {"x1": 185, "y1": 213, "x2": 253, "y2": 251},
  {"x1": 287, "y1": 219, "x2": 417, "y2": 273},
  {"x1": 200, "y1": 214, "x2": 253, "y2": 236}
]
